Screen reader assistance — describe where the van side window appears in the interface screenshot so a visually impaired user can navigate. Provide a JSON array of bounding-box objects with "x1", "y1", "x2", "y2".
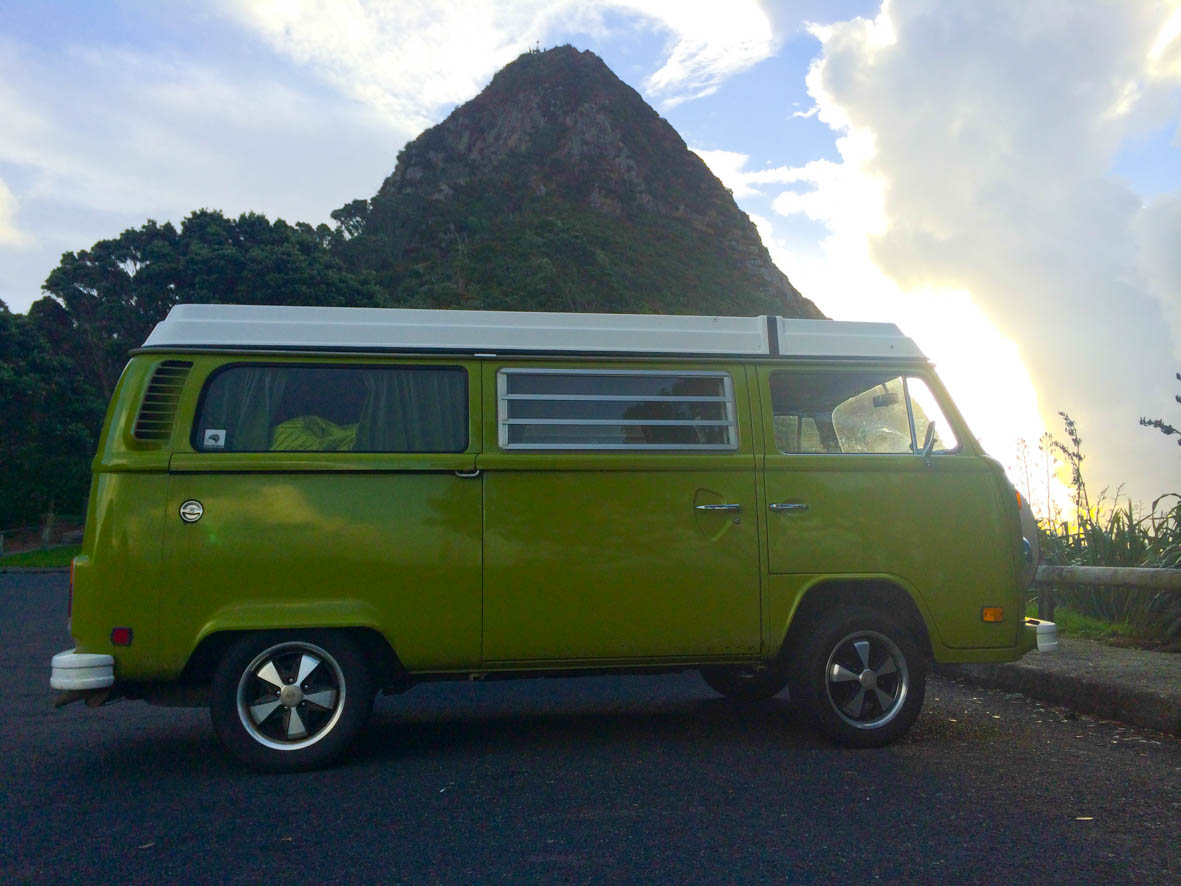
[
  {"x1": 498, "y1": 369, "x2": 737, "y2": 450},
  {"x1": 770, "y1": 372, "x2": 957, "y2": 455},
  {"x1": 194, "y1": 365, "x2": 467, "y2": 453}
]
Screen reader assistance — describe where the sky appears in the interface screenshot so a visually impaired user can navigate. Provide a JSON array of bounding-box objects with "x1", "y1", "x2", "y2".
[{"x1": 1, "y1": 0, "x2": 1179, "y2": 512}]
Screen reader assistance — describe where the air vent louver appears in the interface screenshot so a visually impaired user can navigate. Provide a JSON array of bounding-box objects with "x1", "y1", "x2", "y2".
[{"x1": 133, "y1": 360, "x2": 192, "y2": 442}]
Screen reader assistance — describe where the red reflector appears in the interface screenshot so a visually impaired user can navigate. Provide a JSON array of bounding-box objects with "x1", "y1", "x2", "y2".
[{"x1": 110, "y1": 627, "x2": 133, "y2": 646}]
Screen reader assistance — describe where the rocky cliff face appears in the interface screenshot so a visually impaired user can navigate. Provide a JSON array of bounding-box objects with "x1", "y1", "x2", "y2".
[{"x1": 337, "y1": 46, "x2": 821, "y2": 319}]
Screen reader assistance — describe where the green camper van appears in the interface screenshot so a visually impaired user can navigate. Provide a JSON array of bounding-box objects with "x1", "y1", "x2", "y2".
[{"x1": 50, "y1": 304, "x2": 1055, "y2": 770}]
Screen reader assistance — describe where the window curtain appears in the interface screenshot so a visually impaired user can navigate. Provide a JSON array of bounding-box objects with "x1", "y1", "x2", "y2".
[
  {"x1": 200, "y1": 368, "x2": 287, "y2": 451},
  {"x1": 355, "y1": 370, "x2": 466, "y2": 452}
]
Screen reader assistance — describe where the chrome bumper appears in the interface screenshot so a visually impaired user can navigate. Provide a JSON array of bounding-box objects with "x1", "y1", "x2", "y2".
[{"x1": 50, "y1": 648, "x2": 115, "y2": 691}]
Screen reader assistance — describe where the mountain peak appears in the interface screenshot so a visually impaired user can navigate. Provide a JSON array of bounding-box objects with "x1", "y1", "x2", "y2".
[{"x1": 342, "y1": 46, "x2": 821, "y2": 318}]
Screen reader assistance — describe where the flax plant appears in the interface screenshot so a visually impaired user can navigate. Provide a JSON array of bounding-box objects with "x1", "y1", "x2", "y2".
[{"x1": 1038, "y1": 413, "x2": 1181, "y2": 646}]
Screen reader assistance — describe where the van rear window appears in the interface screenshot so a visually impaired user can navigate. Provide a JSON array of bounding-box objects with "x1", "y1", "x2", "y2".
[
  {"x1": 193, "y1": 365, "x2": 467, "y2": 453},
  {"x1": 498, "y1": 369, "x2": 737, "y2": 450}
]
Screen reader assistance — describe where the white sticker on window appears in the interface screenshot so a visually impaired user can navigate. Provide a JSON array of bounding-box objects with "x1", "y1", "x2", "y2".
[{"x1": 203, "y1": 429, "x2": 227, "y2": 449}]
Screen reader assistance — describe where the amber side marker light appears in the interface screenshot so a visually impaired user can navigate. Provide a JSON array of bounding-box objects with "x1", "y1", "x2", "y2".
[
  {"x1": 110, "y1": 627, "x2": 133, "y2": 646},
  {"x1": 981, "y1": 607, "x2": 1005, "y2": 623}
]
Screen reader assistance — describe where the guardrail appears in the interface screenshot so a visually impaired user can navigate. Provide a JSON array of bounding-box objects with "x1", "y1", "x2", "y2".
[
  {"x1": 0, "y1": 526, "x2": 38, "y2": 558},
  {"x1": 1035, "y1": 565, "x2": 1181, "y2": 620},
  {"x1": 0, "y1": 517, "x2": 86, "y2": 557}
]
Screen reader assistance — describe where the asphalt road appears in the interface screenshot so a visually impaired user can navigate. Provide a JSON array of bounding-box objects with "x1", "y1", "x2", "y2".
[{"x1": 4, "y1": 573, "x2": 1179, "y2": 885}]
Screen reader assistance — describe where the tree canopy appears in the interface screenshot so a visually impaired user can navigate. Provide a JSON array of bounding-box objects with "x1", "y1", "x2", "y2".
[{"x1": 1, "y1": 210, "x2": 385, "y2": 526}]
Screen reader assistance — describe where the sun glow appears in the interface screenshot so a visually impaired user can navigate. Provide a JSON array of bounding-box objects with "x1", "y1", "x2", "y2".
[{"x1": 733, "y1": 162, "x2": 1069, "y2": 518}]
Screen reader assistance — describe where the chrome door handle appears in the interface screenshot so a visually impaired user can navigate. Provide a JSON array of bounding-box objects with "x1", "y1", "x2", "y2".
[
  {"x1": 695, "y1": 503, "x2": 742, "y2": 512},
  {"x1": 770, "y1": 502, "x2": 809, "y2": 512},
  {"x1": 454, "y1": 469, "x2": 481, "y2": 478}
]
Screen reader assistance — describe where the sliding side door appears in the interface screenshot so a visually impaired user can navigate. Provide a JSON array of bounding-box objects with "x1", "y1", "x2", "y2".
[{"x1": 480, "y1": 362, "x2": 762, "y2": 663}]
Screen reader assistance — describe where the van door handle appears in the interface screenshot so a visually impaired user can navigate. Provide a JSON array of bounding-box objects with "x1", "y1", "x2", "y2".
[
  {"x1": 695, "y1": 503, "x2": 742, "y2": 512},
  {"x1": 454, "y1": 469, "x2": 481, "y2": 479},
  {"x1": 770, "y1": 502, "x2": 809, "y2": 512}
]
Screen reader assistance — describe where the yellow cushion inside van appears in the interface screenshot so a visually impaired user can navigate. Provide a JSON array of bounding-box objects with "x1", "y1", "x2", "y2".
[{"x1": 270, "y1": 416, "x2": 358, "y2": 451}]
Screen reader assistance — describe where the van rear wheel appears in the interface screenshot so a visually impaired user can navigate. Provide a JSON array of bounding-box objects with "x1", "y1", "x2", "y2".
[
  {"x1": 790, "y1": 607, "x2": 927, "y2": 748},
  {"x1": 211, "y1": 631, "x2": 373, "y2": 771},
  {"x1": 700, "y1": 666, "x2": 787, "y2": 701}
]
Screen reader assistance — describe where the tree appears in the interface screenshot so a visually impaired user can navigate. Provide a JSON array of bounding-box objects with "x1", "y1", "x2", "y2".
[
  {"x1": 0, "y1": 304, "x2": 103, "y2": 526},
  {"x1": 0, "y1": 210, "x2": 387, "y2": 527},
  {"x1": 40, "y1": 210, "x2": 387, "y2": 399}
]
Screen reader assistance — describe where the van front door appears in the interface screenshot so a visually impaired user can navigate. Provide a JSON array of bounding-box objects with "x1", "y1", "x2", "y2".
[
  {"x1": 757, "y1": 367, "x2": 1019, "y2": 649},
  {"x1": 479, "y1": 364, "x2": 761, "y2": 663}
]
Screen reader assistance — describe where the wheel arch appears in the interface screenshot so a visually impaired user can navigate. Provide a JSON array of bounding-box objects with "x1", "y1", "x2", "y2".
[
  {"x1": 776, "y1": 578, "x2": 934, "y2": 666},
  {"x1": 181, "y1": 626, "x2": 409, "y2": 691}
]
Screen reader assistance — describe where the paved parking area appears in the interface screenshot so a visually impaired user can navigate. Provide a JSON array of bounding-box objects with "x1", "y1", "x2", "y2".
[{"x1": 4, "y1": 573, "x2": 1180, "y2": 884}]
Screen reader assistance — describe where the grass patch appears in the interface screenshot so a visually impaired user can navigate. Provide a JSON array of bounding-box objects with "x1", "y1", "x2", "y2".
[
  {"x1": 1025, "y1": 600, "x2": 1136, "y2": 643},
  {"x1": 0, "y1": 545, "x2": 80, "y2": 568}
]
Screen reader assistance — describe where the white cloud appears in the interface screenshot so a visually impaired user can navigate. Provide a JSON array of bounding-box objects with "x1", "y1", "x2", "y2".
[
  {"x1": 1135, "y1": 191, "x2": 1181, "y2": 351},
  {"x1": 0, "y1": 35, "x2": 407, "y2": 312},
  {"x1": 225, "y1": 0, "x2": 786, "y2": 121},
  {"x1": 630, "y1": 0, "x2": 780, "y2": 101},
  {"x1": 0, "y1": 178, "x2": 29, "y2": 247},
  {"x1": 693, "y1": 149, "x2": 762, "y2": 197},
  {"x1": 767, "y1": 0, "x2": 1181, "y2": 507},
  {"x1": 0, "y1": 40, "x2": 408, "y2": 221}
]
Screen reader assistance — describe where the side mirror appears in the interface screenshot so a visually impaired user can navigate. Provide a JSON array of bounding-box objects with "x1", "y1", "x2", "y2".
[{"x1": 920, "y1": 422, "x2": 937, "y2": 463}]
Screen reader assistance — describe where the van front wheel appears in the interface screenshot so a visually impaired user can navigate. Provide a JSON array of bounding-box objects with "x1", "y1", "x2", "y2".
[
  {"x1": 211, "y1": 632, "x2": 374, "y2": 771},
  {"x1": 790, "y1": 607, "x2": 927, "y2": 748}
]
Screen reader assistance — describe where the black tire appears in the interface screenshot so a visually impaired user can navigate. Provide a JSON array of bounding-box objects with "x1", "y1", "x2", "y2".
[
  {"x1": 700, "y1": 666, "x2": 788, "y2": 701},
  {"x1": 211, "y1": 631, "x2": 374, "y2": 772},
  {"x1": 789, "y1": 606, "x2": 927, "y2": 748}
]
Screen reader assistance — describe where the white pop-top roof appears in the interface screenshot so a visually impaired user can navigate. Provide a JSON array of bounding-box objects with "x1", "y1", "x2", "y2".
[{"x1": 141, "y1": 304, "x2": 925, "y2": 360}]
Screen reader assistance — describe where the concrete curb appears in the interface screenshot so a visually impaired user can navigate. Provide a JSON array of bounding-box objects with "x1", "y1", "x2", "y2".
[{"x1": 934, "y1": 660, "x2": 1181, "y2": 737}]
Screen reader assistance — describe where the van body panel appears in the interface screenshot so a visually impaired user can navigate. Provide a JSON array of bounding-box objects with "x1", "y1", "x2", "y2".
[
  {"x1": 192, "y1": 599, "x2": 387, "y2": 645},
  {"x1": 479, "y1": 359, "x2": 762, "y2": 662},
  {"x1": 69, "y1": 472, "x2": 167, "y2": 679},
  {"x1": 157, "y1": 470, "x2": 483, "y2": 676},
  {"x1": 481, "y1": 465, "x2": 761, "y2": 661},
  {"x1": 144, "y1": 356, "x2": 486, "y2": 677},
  {"x1": 762, "y1": 573, "x2": 947, "y2": 659}
]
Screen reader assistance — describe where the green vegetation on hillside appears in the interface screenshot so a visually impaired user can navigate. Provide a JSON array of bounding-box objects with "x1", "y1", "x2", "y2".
[{"x1": 340, "y1": 195, "x2": 794, "y2": 317}]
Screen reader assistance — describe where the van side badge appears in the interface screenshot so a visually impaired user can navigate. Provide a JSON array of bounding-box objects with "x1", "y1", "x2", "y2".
[{"x1": 179, "y1": 500, "x2": 204, "y2": 523}]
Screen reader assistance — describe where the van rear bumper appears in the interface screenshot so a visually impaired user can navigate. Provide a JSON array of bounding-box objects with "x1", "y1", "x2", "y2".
[{"x1": 50, "y1": 649, "x2": 115, "y2": 691}]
